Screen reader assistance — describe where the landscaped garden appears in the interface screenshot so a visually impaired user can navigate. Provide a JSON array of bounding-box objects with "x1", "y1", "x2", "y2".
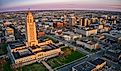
[
  {"x1": 47, "y1": 47, "x2": 86, "y2": 68},
  {"x1": 17, "y1": 63, "x2": 48, "y2": 71}
]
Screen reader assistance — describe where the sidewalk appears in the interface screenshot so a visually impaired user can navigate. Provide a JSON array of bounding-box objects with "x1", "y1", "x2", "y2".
[{"x1": 41, "y1": 61, "x2": 53, "y2": 71}]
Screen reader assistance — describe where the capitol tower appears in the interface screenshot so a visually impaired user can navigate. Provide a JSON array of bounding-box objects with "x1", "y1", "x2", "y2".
[{"x1": 26, "y1": 11, "x2": 38, "y2": 46}]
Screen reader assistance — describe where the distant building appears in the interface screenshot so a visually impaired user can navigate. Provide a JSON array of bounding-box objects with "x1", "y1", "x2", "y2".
[
  {"x1": 103, "y1": 32, "x2": 121, "y2": 42},
  {"x1": 38, "y1": 31, "x2": 45, "y2": 38},
  {"x1": 94, "y1": 34, "x2": 106, "y2": 42},
  {"x1": 76, "y1": 40, "x2": 100, "y2": 50},
  {"x1": 6, "y1": 35, "x2": 15, "y2": 42},
  {"x1": 62, "y1": 35, "x2": 71, "y2": 41},
  {"x1": 90, "y1": 58, "x2": 107, "y2": 70},
  {"x1": 53, "y1": 22, "x2": 64, "y2": 28},
  {"x1": 55, "y1": 30, "x2": 63, "y2": 35},
  {"x1": 76, "y1": 28, "x2": 97, "y2": 36},
  {"x1": 103, "y1": 26, "x2": 111, "y2": 32},
  {"x1": 72, "y1": 58, "x2": 106, "y2": 71},
  {"x1": 63, "y1": 15, "x2": 67, "y2": 25},
  {"x1": 62, "y1": 31, "x2": 82, "y2": 41},
  {"x1": 0, "y1": 38, "x2": 1, "y2": 43},
  {"x1": 0, "y1": 27, "x2": 5, "y2": 43},
  {"x1": 5, "y1": 27, "x2": 15, "y2": 42},
  {"x1": 104, "y1": 50, "x2": 121, "y2": 62},
  {"x1": 90, "y1": 24, "x2": 111, "y2": 33},
  {"x1": 91, "y1": 17, "x2": 98, "y2": 24},
  {"x1": 5, "y1": 27, "x2": 14, "y2": 36},
  {"x1": 80, "y1": 18, "x2": 91, "y2": 27},
  {"x1": 72, "y1": 61, "x2": 95, "y2": 71},
  {"x1": 98, "y1": 24, "x2": 104, "y2": 29},
  {"x1": 69, "y1": 16, "x2": 77, "y2": 26},
  {"x1": 0, "y1": 30, "x2": 3, "y2": 43},
  {"x1": 3, "y1": 21, "x2": 12, "y2": 26},
  {"x1": 118, "y1": 37, "x2": 121, "y2": 44}
]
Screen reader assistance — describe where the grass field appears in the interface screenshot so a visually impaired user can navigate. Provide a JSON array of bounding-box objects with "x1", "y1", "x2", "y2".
[
  {"x1": 17, "y1": 63, "x2": 48, "y2": 71},
  {"x1": 0, "y1": 59, "x2": 48, "y2": 71},
  {"x1": 47, "y1": 47, "x2": 86, "y2": 68},
  {"x1": 0, "y1": 59, "x2": 13, "y2": 71},
  {"x1": 0, "y1": 43, "x2": 8, "y2": 55}
]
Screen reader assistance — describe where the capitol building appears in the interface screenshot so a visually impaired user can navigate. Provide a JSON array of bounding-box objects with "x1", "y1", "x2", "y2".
[{"x1": 7, "y1": 11, "x2": 62, "y2": 68}]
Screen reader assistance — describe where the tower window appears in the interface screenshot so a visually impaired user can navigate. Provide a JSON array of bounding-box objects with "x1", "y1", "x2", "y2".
[{"x1": 30, "y1": 19, "x2": 32, "y2": 23}]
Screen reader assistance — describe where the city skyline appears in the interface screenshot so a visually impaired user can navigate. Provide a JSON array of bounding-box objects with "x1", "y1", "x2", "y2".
[
  {"x1": 0, "y1": 0, "x2": 121, "y2": 12},
  {"x1": 0, "y1": 5, "x2": 121, "y2": 71}
]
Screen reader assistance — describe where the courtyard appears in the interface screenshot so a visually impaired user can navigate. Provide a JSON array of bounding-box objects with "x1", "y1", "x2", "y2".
[{"x1": 47, "y1": 47, "x2": 86, "y2": 68}]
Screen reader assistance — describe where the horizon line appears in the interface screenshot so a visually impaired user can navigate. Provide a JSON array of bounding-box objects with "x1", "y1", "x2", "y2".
[{"x1": 0, "y1": 8, "x2": 121, "y2": 13}]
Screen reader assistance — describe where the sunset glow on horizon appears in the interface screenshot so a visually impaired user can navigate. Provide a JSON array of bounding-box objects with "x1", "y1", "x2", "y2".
[{"x1": 0, "y1": 0, "x2": 121, "y2": 12}]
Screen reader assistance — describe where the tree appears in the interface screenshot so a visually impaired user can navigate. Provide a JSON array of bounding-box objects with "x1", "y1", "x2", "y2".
[{"x1": 63, "y1": 48, "x2": 71, "y2": 57}]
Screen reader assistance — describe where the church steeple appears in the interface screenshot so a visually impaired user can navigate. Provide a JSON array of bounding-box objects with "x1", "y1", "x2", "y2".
[{"x1": 26, "y1": 10, "x2": 38, "y2": 46}]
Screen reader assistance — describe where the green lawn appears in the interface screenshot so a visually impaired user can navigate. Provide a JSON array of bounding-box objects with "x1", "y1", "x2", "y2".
[
  {"x1": 18, "y1": 63, "x2": 48, "y2": 71},
  {"x1": 0, "y1": 59, "x2": 13, "y2": 71},
  {"x1": 47, "y1": 47, "x2": 86, "y2": 68},
  {"x1": 0, "y1": 59, "x2": 48, "y2": 71},
  {"x1": 0, "y1": 43, "x2": 8, "y2": 55}
]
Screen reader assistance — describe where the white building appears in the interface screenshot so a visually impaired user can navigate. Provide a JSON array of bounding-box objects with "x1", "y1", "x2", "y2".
[
  {"x1": 76, "y1": 28, "x2": 97, "y2": 36},
  {"x1": 62, "y1": 31, "x2": 82, "y2": 41},
  {"x1": 76, "y1": 40, "x2": 100, "y2": 50},
  {"x1": 63, "y1": 35, "x2": 71, "y2": 41}
]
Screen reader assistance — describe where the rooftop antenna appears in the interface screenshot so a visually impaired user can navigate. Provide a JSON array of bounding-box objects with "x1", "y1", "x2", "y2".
[
  {"x1": 28, "y1": 8, "x2": 30, "y2": 10},
  {"x1": 28, "y1": 8, "x2": 30, "y2": 12}
]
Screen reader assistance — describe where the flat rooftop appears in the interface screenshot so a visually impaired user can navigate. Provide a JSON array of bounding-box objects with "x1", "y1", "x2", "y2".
[
  {"x1": 80, "y1": 27, "x2": 96, "y2": 31},
  {"x1": 9, "y1": 41, "x2": 25, "y2": 49},
  {"x1": 80, "y1": 39, "x2": 97, "y2": 45},
  {"x1": 38, "y1": 36, "x2": 49, "y2": 42},
  {"x1": 105, "y1": 50, "x2": 119, "y2": 58},
  {"x1": 34, "y1": 44, "x2": 59, "y2": 53},
  {"x1": 73, "y1": 61, "x2": 95, "y2": 71},
  {"x1": 13, "y1": 49, "x2": 34, "y2": 59},
  {"x1": 103, "y1": 33, "x2": 121, "y2": 39},
  {"x1": 90, "y1": 58, "x2": 105, "y2": 66}
]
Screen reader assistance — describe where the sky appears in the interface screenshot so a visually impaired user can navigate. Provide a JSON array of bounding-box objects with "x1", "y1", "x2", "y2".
[{"x1": 0, "y1": 0, "x2": 121, "y2": 12}]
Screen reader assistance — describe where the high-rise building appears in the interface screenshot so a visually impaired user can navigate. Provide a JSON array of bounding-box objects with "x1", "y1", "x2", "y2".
[
  {"x1": 64, "y1": 15, "x2": 67, "y2": 24},
  {"x1": 91, "y1": 18, "x2": 98, "y2": 24},
  {"x1": 88, "y1": 19, "x2": 91, "y2": 26},
  {"x1": 80, "y1": 18, "x2": 91, "y2": 27},
  {"x1": 70, "y1": 16, "x2": 77, "y2": 26},
  {"x1": 80, "y1": 18, "x2": 85, "y2": 26},
  {"x1": 26, "y1": 12, "x2": 38, "y2": 46},
  {"x1": 84, "y1": 18, "x2": 88, "y2": 26}
]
